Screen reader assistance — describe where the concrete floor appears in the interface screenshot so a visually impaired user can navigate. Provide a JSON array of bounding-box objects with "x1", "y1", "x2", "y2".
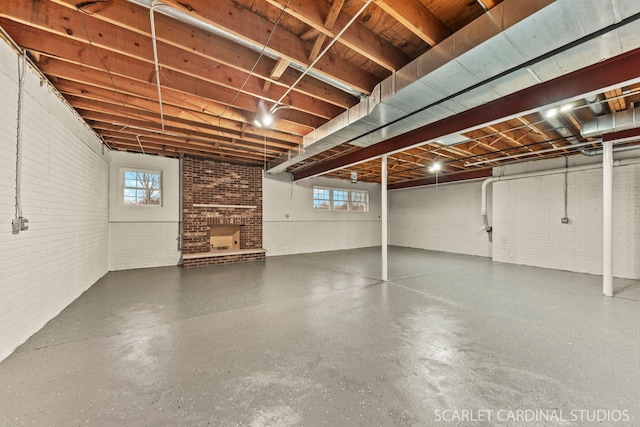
[{"x1": 1, "y1": 247, "x2": 640, "y2": 426}]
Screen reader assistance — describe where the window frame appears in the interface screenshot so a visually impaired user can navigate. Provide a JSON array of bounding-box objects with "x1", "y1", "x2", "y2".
[
  {"x1": 121, "y1": 167, "x2": 163, "y2": 207},
  {"x1": 313, "y1": 186, "x2": 369, "y2": 212}
]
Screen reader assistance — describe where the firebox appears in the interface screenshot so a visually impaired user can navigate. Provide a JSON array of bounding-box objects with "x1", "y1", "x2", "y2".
[{"x1": 210, "y1": 225, "x2": 240, "y2": 251}]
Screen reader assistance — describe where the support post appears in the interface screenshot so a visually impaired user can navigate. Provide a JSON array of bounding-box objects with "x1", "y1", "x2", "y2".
[
  {"x1": 603, "y1": 140, "x2": 613, "y2": 297},
  {"x1": 381, "y1": 155, "x2": 388, "y2": 282}
]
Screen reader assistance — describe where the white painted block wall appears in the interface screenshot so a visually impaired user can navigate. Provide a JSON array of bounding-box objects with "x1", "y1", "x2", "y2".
[
  {"x1": 389, "y1": 180, "x2": 492, "y2": 257},
  {"x1": 108, "y1": 151, "x2": 180, "y2": 270},
  {"x1": 0, "y1": 40, "x2": 109, "y2": 361},
  {"x1": 492, "y1": 160, "x2": 640, "y2": 279},
  {"x1": 263, "y1": 174, "x2": 381, "y2": 256}
]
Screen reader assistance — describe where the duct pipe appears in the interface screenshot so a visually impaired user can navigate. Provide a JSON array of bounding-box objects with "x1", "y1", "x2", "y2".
[
  {"x1": 584, "y1": 95, "x2": 605, "y2": 116},
  {"x1": 602, "y1": 141, "x2": 614, "y2": 296},
  {"x1": 581, "y1": 106, "x2": 640, "y2": 138},
  {"x1": 381, "y1": 154, "x2": 388, "y2": 282}
]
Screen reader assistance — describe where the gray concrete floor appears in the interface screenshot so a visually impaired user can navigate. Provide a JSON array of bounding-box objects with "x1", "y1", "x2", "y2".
[{"x1": 2, "y1": 247, "x2": 640, "y2": 426}]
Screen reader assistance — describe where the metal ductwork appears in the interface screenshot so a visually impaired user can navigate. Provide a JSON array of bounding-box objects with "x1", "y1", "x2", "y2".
[
  {"x1": 581, "y1": 106, "x2": 640, "y2": 138},
  {"x1": 267, "y1": 0, "x2": 640, "y2": 175}
]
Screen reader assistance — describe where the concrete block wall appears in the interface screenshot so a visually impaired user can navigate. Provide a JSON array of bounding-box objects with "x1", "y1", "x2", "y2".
[
  {"x1": 0, "y1": 40, "x2": 109, "y2": 361},
  {"x1": 182, "y1": 157, "x2": 263, "y2": 266},
  {"x1": 389, "y1": 180, "x2": 492, "y2": 258},
  {"x1": 492, "y1": 160, "x2": 640, "y2": 279},
  {"x1": 263, "y1": 174, "x2": 381, "y2": 256}
]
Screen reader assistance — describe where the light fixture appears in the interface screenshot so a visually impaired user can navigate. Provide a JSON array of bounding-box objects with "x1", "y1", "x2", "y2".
[
  {"x1": 350, "y1": 171, "x2": 357, "y2": 183},
  {"x1": 254, "y1": 112, "x2": 273, "y2": 128},
  {"x1": 545, "y1": 107, "x2": 558, "y2": 118},
  {"x1": 560, "y1": 103, "x2": 574, "y2": 112},
  {"x1": 254, "y1": 104, "x2": 290, "y2": 128},
  {"x1": 428, "y1": 161, "x2": 441, "y2": 172}
]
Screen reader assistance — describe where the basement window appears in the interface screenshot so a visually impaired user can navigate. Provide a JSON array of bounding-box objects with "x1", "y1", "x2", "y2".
[
  {"x1": 313, "y1": 187, "x2": 330, "y2": 210},
  {"x1": 313, "y1": 186, "x2": 368, "y2": 212},
  {"x1": 122, "y1": 168, "x2": 162, "y2": 206}
]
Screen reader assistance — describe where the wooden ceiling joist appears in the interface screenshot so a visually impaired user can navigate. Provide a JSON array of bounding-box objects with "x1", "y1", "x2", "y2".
[
  {"x1": 0, "y1": 12, "x2": 341, "y2": 122},
  {"x1": 373, "y1": 0, "x2": 450, "y2": 46},
  {"x1": 158, "y1": 0, "x2": 379, "y2": 95},
  {"x1": 265, "y1": 0, "x2": 408, "y2": 71},
  {"x1": 50, "y1": 0, "x2": 359, "y2": 110},
  {"x1": 73, "y1": 100, "x2": 297, "y2": 155}
]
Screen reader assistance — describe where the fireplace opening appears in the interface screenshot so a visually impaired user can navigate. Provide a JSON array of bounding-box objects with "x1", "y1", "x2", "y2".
[{"x1": 210, "y1": 225, "x2": 241, "y2": 251}]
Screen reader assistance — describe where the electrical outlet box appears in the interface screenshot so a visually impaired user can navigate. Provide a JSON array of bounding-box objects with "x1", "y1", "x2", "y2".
[
  {"x1": 561, "y1": 217, "x2": 570, "y2": 224},
  {"x1": 20, "y1": 217, "x2": 29, "y2": 230},
  {"x1": 12, "y1": 219, "x2": 21, "y2": 234}
]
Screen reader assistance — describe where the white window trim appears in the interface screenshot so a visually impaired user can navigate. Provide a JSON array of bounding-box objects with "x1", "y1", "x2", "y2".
[
  {"x1": 120, "y1": 167, "x2": 163, "y2": 207},
  {"x1": 313, "y1": 186, "x2": 369, "y2": 212}
]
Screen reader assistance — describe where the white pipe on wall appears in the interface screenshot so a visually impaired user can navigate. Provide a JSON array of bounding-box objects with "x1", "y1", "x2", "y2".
[
  {"x1": 381, "y1": 154, "x2": 388, "y2": 282},
  {"x1": 602, "y1": 141, "x2": 614, "y2": 296},
  {"x1": 479, "y1": 154, "x2": 640, "y2": 296},
  {"x1": 480, "y1": 162, "x2": 630, "y2": 234},
  {"x1": 481, "y1": 178, "x2": 495, "y2": 232}
]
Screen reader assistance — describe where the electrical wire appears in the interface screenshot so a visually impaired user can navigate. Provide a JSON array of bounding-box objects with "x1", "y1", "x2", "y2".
[
  {"x1": 215, "y1": 0, "x2": 291, "y2": 119},
  {"x1": 270, "y1": 0, "x2": 373, "y2": 113},
  {"x1": 150, "y1": 1, "x2": 166, "y2": 131},
  {"x1": 564, "y1": 155, "x2": 569, "y2": 219},
  {"x1": 75, "y1": 5, "x2": 131, "y2": 127},
  {"x1": 15, "y1": 49, "x2": 26, "y2": 220}
]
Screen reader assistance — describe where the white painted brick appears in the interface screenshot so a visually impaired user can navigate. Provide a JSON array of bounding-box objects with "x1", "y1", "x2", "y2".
[
  {"x1": 264, "y1": 220, "x2": 381, "y2": 256},
  {"x1": 0, "y1": 39, "x2": 109, "y2": 362},
  {"x1": 492, "y1": 164, "x2": 640, "y2": 279},
  {"x1": 263, "y1": 175, "x2": 382, "y2": 256},
  {"x1": 389, "y1": 181, "x2": 492, "y2": 257},
  {"x1": 109, "y1": 222, "x2": 181, "y2": 270}
]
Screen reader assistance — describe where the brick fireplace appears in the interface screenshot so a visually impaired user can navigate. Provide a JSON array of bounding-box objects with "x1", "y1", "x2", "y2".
[{"x1": 181, "y1": 157, "x2": 265, "y2": 268}]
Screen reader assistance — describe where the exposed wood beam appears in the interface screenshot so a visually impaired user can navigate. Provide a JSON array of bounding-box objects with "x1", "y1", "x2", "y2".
[
  {"x1": 263, "y1": 57, "x2": 291, "y2": 93},
  {"x1": 483, "y1": 123, "x2": 543, "y2": 156},
  {"x1": 300, "y1": 28, "x2": 320, "y2": 41},
  {"x1": 50, "y1": 0, "x2": 357, "y2": 109},
  {"x1": 476, "y1": 0, "x2": 499, "y2": 11},
  {"x1": 604, "y1": 88, "x2": 626, "y2": 112},
  {"x1": 266, "y1": 0, "x2": 408, "y2": 71},
  {"x1": 102, "y1": 130, "x2": 282, "y2": 158},
  {"x1": 69, "y1": 94, "x2": 298, "y2": 152},
  {"x1": 0, "y1": 14, "x2": 341, "y2": 122},
  {"x1": 97, "y1": 127, "x2": 283, "y2": 157},
  {"x1": 71, "y1": 96, "x2": 297, "y2": 153},
  {"x1": 293, "y1": 46, "x2": 640, "y2": 180},
  {"x1": 516, "y1": 116, "x2": 556, "y2": 148},
  {"x1": 373, "y1": 0, "x2": 450, "y2": 46},
  {"x1": 309, "y1": 0, "x2": 344, "y2": 64},
  {"x1": 388, "y1": 169, "x2": 492, "y2": 190},
  {"x1": 159, "y1": 0, "x2": 378, "y2": 94},
  {"x1": 91, "y1": 119, "x2": 291, "y2": 156},
  {"x1": 107, "y1": 137, "x2": 269, "y2": 163},
  {"x1": 30, "y1": 50, "x2": 317, "y2": 135}
]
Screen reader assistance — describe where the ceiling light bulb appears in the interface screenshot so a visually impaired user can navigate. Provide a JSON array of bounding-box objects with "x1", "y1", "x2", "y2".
[
  {"x1": 545, "y1": 108, "x2": 558, "y2": 118},
  {"x1": 431, "y1": 162, "x2": 441, "y2": 171},
  {"x1": 560, "y1": 103, "x2": 573, "y2": 112},
  {"x1": 261, "y1": 113, "x2": 273, "y2": 127}
]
